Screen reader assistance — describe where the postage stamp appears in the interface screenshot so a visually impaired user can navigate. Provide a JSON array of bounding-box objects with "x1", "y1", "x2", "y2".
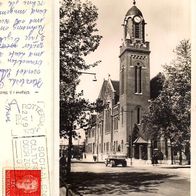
[
  {"x1": 5, "y1": 170, "x2": 41, "y2": 196},
  {"x1": 12, "y1": 136, "x2": 50, "y2": 196}
]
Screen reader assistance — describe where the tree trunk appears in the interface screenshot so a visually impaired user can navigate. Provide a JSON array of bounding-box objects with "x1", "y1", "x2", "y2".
[{"x1": 67, "y1": 84, "x2": 75, "y2": 177}]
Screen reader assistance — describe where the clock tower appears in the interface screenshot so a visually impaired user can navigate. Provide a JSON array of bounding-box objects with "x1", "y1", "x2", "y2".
[{"x1": 119, "y1": 1, "x2": 150, "y2": 157}]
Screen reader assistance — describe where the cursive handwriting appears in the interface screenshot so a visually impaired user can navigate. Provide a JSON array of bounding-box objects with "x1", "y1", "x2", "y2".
[
  {"x1": 0, "y1": 69, "x2": 11, "y2": 88},
  {"x1": 0, "y1": 0, "x2": 47, "y2": 90},
  {"x1": 9, "y1": 78, "x2": 43, "y2": 88},
  {"x1": 5, "y1": 99, "x2": 20, "y2": 123}
]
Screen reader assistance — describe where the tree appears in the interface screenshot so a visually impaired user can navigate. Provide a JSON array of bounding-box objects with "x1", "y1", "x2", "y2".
[
  {"x1": 142, "y1": 40, "x2": 191, "y2": 164},
  {"x1": 60, "y1": 0, "x2": 102, "y2": 89},
  {"x1": 60, "y1": 0, "x2": 102, "y2": 177},
  {"x1": 150, "y1": 72, "x2": 165, "y2": 100}
]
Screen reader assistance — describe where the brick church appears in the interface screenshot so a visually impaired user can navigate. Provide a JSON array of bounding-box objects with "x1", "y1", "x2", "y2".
[{"x1": 85, "y1": 1, "x2": 174, "y2": 164}]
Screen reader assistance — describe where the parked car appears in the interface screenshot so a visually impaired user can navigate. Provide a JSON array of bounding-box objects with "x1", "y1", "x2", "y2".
[{"x1": 105, "y1": 155, "x2": 127, "y2": 167}]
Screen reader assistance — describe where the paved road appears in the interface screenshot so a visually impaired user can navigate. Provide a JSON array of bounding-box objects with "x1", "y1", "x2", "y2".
[{"x1": 67, "y1": 162, "x2": 190, "y2": 196}]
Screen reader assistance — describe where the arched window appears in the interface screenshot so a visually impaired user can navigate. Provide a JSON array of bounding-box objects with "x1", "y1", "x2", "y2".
[
  {"x1": 137, "y1": 107, "x2": 141, "y2": 124},
  {"x1": 135, "y1": 23, "x2": 140, "y2": 38},
  {"x1": 105, "y1": 109, "x2": 111, "y2": 133},
  {"x1": 121, "y1": 107, "x2": 124, "y2": 125},
  {"x1": 135, "y1": 66, "x2": 137, "y2": 93},
  {"x1": 138, "y1": 66, "x2": 142, "y2": 93},
  {"x1": 114, "y1": 116, "x2": 118, "y2": 130},
  {"x1": 134, "y1": 63, "x2": 142, "y2": 93}
]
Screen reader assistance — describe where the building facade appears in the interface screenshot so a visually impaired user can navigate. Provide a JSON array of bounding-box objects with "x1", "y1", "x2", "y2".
[{"x1": 85, "y1": 2, "x2": 178, "y2": 164}]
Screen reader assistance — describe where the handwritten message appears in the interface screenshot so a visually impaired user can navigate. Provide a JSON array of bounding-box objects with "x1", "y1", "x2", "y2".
[
  {"x1": 0, "y1": 0, "x2": 53, "y2": 195},
  {"x1": 0, "y1": 0, "x2": 47, "y2": 92}
]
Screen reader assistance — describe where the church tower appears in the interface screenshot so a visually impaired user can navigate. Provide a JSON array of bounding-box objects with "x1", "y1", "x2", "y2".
[{"x1": 119, "y1": 0, "x2": 150, "y2": 157}]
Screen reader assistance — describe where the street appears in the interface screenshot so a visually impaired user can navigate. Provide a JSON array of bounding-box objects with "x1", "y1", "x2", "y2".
[{"x1": 67, "y1": 162, "x2": 190, "y2": 196}]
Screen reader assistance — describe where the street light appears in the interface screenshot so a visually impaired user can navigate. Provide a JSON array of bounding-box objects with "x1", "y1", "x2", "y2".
[
  {"x1": 62, "y1": 72, "x2": 97, "y2": 94},
  {"x1": 78, "y1": 71, "x2": 97, "y2": 82}
]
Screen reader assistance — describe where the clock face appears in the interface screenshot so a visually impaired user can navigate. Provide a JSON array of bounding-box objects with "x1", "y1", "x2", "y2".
[{"x1": 134, "y1": 16, "x2": 141, "y2": 23}]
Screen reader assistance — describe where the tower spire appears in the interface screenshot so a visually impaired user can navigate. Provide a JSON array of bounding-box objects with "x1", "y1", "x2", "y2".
[{"x1": 133, "y1": 0, "x2": 136, "y2": 5}]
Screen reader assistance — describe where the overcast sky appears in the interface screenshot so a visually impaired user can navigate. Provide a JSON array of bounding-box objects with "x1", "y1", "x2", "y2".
[{"x1": 77, "y1": 0, "x2": 191, "y2": 101}]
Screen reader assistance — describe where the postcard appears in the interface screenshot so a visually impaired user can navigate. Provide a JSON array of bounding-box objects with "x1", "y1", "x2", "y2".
[{"x1": 0, "y1": 0, "x2": 54, "y2": 195}]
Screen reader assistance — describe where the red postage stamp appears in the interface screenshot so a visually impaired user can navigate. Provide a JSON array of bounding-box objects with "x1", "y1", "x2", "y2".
[{"x1": 5, "y1": 170, "x2": 41, "y2": 196}]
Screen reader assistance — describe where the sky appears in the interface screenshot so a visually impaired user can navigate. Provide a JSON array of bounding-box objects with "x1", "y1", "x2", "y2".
[{"x1": 77, "y1": 0, "x2": 191, "y2": 102}]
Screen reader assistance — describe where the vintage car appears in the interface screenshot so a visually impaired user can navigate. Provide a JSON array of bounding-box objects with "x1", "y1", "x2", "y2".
[{"x1": 105, "y1": 155, "x2": 127, "y2": 167}]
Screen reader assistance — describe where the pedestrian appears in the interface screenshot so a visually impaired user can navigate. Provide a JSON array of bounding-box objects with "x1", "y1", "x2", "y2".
[
  {"x1": 93, "y1": 155, "x2": 97, "y2": 162},
  {"x1": 60, "y1": 153, "x2": 67, "y2": 166},
  {"x1": 153, "y1": 149, "x2": 159, "y2": 165},
  {"x1": 60, "y1": 154, "x2": 67, "y2": 178},
  {"x1": 152, "y1": 149, "x2": 159, "y2": 166},
  {"x1": 152, "y1": 153, "x2": 155, "y2": 166},
  {"x1": 158, "y1": 151, "x2": 164, "y2": 164},
  {"x1": 154, "y1": 153, "x2": 158, "y2": 165}
]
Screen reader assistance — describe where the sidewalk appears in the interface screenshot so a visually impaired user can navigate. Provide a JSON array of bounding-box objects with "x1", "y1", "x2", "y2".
[{"x1": 72, "y1": 158, "x2": 191, "y2": 169}]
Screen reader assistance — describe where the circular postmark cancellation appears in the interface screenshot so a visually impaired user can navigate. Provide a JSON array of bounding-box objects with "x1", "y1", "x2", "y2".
[
  {"x1": 16, "y1": 103, "x2": 45, "y2": 133},
  {"x1": 5, "y1": 170, "x2": 41, "y2": 196},
  {"x1": 5, "y1": 100, "x2": 45, "y2": 136}
]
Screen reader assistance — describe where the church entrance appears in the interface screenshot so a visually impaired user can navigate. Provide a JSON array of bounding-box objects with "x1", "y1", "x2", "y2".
[{"x1": 133, "y1": 137, "x2": 148, "y2": 160}]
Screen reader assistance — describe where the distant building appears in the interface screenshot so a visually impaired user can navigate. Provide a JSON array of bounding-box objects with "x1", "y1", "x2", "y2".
[
  {"x1": 60, "y1": 130, "x2": 85, "y2": 159},
  {"x1": 85, "y1": 2, "x2": 186, "y2": 164}
]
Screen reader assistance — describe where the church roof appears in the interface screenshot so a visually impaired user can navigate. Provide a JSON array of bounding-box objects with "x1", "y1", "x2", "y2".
[
  {"x1": 111, "y1": 80, "x2": 119, "y2": 96},
  {"x1": 126, "y1": 6, "x2": 143, "y2": 17},
  {"x1": 98, "y1": 79, "x2": 120, "y2": 105},
  {"x1": 98, "y1": 79, "x2": 108, "y2": 99},
  {"x1": 133, "y1": 136, "x2": 147, "y2": 144},
  {"x1": 111, "y1": 80, "x2": 119, "y2": 104}
]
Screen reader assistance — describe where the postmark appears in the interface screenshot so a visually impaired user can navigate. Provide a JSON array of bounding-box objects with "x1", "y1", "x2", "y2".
[
  {"x1": 5, "y1": 169, "x2": 41, "y2": 196},
  {"x1": 4, "y1": 99, "x2": 45, "y2": 137},
  {"x1": 12, "y1": 136, "x2": 49, "y2": 196}
]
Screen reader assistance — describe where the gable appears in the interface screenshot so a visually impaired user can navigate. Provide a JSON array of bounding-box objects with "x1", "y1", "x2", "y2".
[
  {"x1": 111, "y1": 80, "x2": 119, "y2": 104},
  {"x1": 98, "y1": 79, "x2": 120, "y2": 105},
  {"x1": 98, "y1": 80, "x2": 113, "y2": 102}
]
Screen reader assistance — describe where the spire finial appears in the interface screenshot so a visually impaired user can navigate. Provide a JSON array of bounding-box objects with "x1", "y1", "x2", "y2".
[{"x1": 133, "y1": 0, "x2": 136, "y2": 5}]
